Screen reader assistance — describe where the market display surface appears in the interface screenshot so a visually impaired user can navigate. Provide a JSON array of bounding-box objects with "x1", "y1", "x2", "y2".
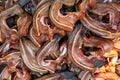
[{"x1": 0, "y1": 0, "x2": 120, "y2": 80}]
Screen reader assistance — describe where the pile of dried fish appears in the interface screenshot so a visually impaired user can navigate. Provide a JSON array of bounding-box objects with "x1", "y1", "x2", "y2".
[{"x1": 0, "y1": 0, "x2": 120, "y2": 80}]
